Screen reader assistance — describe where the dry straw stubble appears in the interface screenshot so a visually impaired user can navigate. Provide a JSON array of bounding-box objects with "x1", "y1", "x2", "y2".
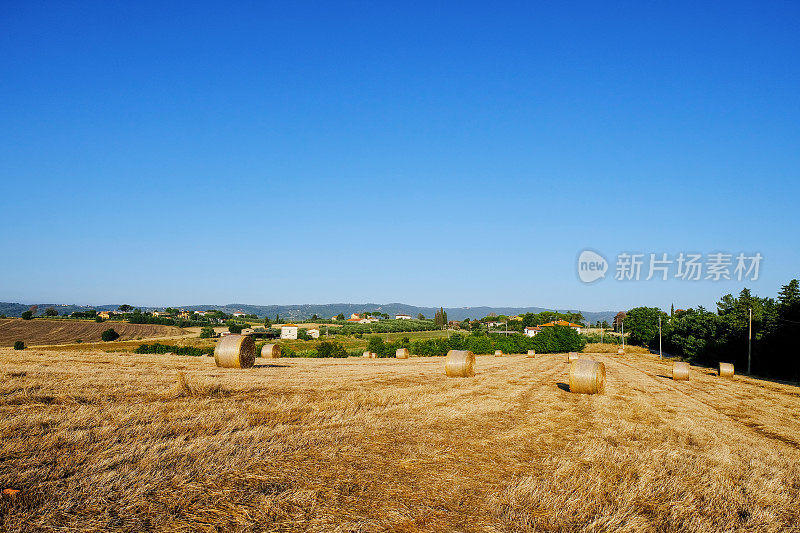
[
  {"x1": 214, "y1": 334, "x2": 256, "y2": 368},
  {"x1": 569, "y1": 359, "x2": 606, "y2": 394},
  {"x1": 445, "y1": 350, "x2": 475, "y2": 377}
]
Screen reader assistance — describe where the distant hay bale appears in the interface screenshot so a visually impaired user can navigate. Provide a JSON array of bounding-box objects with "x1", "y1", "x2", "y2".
[
  {"x1": 719, "y1": 362, "x2": 735, "y2": 378},
  {"x1": 495, "y1": 350, "x2": 503, "y2": 357},
  {"x1": 527, "y1": 349, "x2": 536, "y2": 358},
  {"x1": 261, "y1": 344, "x2": 281, "y2": 359},
  {"x1": 396, "y1": 348, "x2": 409, "y2": 359},
  {"x1": 672, "y1": 361, "x2": 690, "y2": 381},
  {"x1": 445, "y1": 350, "x2": 475, "y2": 378},
  {"x1": 370, "y1": 352, "x2": 377, "y2": 359},
  {"x1": 569, "y1": 359, "x2": 606, "y2": 394},
  {"x1": 567, "y1": 352, "x2": 579, "y2": 363},
  {"x1": 617, "y1": 348, "x2": 625, "y2": 355},
  {"x1": 214, "y1": 335, "x2": 255, "y2": 369},
  {"x1": 362, "y1": 351, "x2": 371, "y2": 358}
]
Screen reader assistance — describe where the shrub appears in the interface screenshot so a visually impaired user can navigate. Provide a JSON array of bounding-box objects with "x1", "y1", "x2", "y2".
[
  {"x1": 199, "y1": 326, "x2": 216, "y2": 338},
  {"x1": 133, "y1": 343, "x2": 208, "y2": 357},
  {"x1": 228, "y1": 323, "x2": 244, "y2": 334},
  {"x1": 316, "y1": 341, "x2": 347, "y2": 358},
  {"x1": 95, "y1": 316, "x2": 104, "y2": 322},
  {"x1": 20, "y1": 311, "x2": 33, "y2": 320},
  {"x1": 101, "y1": 328, "x2": 120, "y2": 342},
  {"x1": 13, "y1": 341, "x2": 24, "y2": 350}
]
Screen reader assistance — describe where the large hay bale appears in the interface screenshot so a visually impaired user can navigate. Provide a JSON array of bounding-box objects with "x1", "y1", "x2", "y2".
[
  {"x1": 719, "y1": 362, "x2": 734, "y2": 378},
  {"x1": 445, "y1": 350, "x2": 475, "y2": 378},
  {"x1": 672, "y1": 361, "x2": 690, "y2": 381},
  {"x1": 567, "y1": 352, "x2": 579, "y2": 363},
  {"x1": 396, "y1": 348, "x2": 409, "y2": 359},
  {"x1": 261, "y1": 343, "x2": 281, "y2": 359},
  {"x1": 569, "y1": 359, "x2": 606, "y2": 394},
  {"x1": 214, "y1": 335, "x2": 255, "y2": 368},
  {"x1": 495, "y1": 350, "x2": 503, "y2": 357},
  {"x1": 527, "y1": 349, "x2": 536, "y2": 358},
  {"x1": 362, "y1": 351, "x2": 371, "y2": 358}
]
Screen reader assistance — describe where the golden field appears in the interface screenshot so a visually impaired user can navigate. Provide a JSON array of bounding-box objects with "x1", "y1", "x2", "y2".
[{"x1": 1, "y1": 349, "x2": 799, "y2": 532}]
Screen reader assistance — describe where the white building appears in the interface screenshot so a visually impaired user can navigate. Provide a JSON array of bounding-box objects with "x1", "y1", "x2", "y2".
[
  {"x1": 232, "y1": 312, "x2": 246, "y2": 318},
  {"x1": 524, "y1": 326, "x2": 542, "y2": 337},
  {"x1": 280, "y1": 324, "x2": 299, "y2": 340},
  {"x1": 307, "y1": 328, "x2": 320, "y2": 339},
  {"x1": 395, "y1": 314, "x2": 412, "y2": 320}
]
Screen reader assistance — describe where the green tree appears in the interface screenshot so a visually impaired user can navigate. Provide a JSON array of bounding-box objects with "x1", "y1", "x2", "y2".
[
  {"x1": 118, "y1": 304, "x2": 133, "y2": 313},
  {"x1": 20, "y1": 311, "x2": 33, "y2": 320},
  {"x1": 624, "y1": 307, "x2": 668, "y2": 347},
  {"x1": 45, "y1": 307, "x2": 58, "y2": 317},
  {"x1": 417, "y1": 313, "x2": 425, "y2": 320},
  {"x1": 264, "y1": 317, "x2": 272, "y2": 328},
  {"x1": 336, "y1": 313, "x2": 345, "y2": 321},
  {"x1": 101, "y1": 328, "x2": 120, "y2": 341},
  {"x1": 13, "y1": 341, "x2": 25, "y2": 350},
  {"x1": 199, "y1": 326, "x2": 215, "y2": 338},
  {"x1": 228, "y1": 323, "x2": 244, "y2": 334}
]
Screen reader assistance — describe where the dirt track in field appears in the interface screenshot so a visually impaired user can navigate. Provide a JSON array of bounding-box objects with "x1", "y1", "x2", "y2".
[{"x1": 0, "y1": 319, "x2": 185, "y2": 347}]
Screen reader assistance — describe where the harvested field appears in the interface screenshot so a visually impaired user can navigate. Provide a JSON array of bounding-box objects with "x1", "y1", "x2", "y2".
[
  {"x1": 0, "y1": 319, "x2": 185, "y2": 347},
  {"x1": 1, "y1": 350, "x2": 799, "y2": 531}
]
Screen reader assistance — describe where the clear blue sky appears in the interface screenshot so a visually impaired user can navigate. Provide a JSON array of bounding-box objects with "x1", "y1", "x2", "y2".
[{"x1": 1, "y1": 1, "x2": 798, "y2": 312}]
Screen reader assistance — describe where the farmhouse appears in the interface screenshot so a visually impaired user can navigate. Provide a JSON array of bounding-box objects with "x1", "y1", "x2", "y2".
[
  {"x1": 524, "y1": 326, "x2": 542, "y2": 337},
  {"x1": 280, "y1": 324, "x2": 299, "y2": 340},
  {"x1": 395, "y1": 314, "x2": 412, "y2": 320},
  {"x1": 307, "y1": 328, "x2": 320, "y2": 339},
  {"x1": 97, "y1": 311, "x2": 112, "y2": 320},
  {"x1": 538, "y1": 320, "x2": 583, "y2": 334},
  {"x1": 232, "y1": 312, "x2": 246, "y2": 318}
]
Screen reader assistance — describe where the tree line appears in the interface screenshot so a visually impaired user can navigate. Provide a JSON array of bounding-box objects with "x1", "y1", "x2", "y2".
[{"x1": 623, "y1": 279, "x2": 800, "y2": 381}]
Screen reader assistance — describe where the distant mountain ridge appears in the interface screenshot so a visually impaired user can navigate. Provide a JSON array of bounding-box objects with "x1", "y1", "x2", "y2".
[{"x1": 0, "y1": 301, "x2": 618, "y2": 324}]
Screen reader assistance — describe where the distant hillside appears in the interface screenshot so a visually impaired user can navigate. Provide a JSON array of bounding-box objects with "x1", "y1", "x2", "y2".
[{"x1": 0, "y1": 301, "x2": 618, "y2": 324}]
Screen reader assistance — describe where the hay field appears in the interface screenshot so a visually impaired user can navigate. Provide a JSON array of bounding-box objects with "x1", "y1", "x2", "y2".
[
  {"x1": 0, "y1": 319, "x2": 185, "y2": 347},
  {"x1": 1, "y1": 350, "x2": 799, "y2": 532}
]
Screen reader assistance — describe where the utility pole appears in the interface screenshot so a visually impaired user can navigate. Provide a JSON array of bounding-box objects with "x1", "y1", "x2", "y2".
[
  {"x1": 748, "y1": 307, "x2": 752, "y2": 375},
  {"x1": 658, "y1": 316, "x2": 662, "y2": 359},
  {"x1": 621, "y1": 321, "x2": 625, "y2": 350}
]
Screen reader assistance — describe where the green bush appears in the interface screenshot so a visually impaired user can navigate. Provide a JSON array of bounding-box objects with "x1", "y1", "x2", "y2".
[
  {"x1": 101, "y1": 328, "x2": 120, "y2": 342},
  {"x1": 199, "y1": 326, "x2": 216, "y2": 338},
  {"x1": 228, "y1": 323, "x2": 244, "y2": 334},
  {"x1": 133, "y1": 343, "x2": 209, "y2": 357},
  {"x1": 20, "y1": 311, "x2": 33, "y2": 320},
  {"x1": 316, "y1": 341, "x2": 347, "y2": 358},
  {"x1": 13, "y1": 341, "x2": 24, "y2": 350}
]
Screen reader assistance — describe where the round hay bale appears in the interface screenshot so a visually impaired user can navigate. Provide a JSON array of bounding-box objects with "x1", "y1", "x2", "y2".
[
  {"x1": 527, "y1": 349, "x2": 536, "y2": 358},
  {"x1": 569, "y1": 359, "x2": 605, "y2": 394},
  {"x1": 396, "y1": 348, "x2": 409, "y2": 359},
  {"x1": 617, "y1": 348, "x2": 625, "y2": 355},
  {"x1": 719, "y1": 362, "x2": 734, "y2": 378},
  {"x1": 672, "y1": 361, "x2": 690, "y2": 381},
  {"x1": 362, "y1": 351, "x2": 371, "y2": 358},
  {"x1": 445, "y1": 350, "x2": 475, "y2": 378},
  {"x1": 567, "y1": 352, "x2": 579, "y2": 363},
  {"x1": 494, "y1": 350, "x2": 503, "y2": 357},
  {"x1": 214, "y1": 335, "x2": 255, "y2": 368},
  {"x1": 261, "y1": 343, "x2": 281, "y2": 359},
  {"x1": 370, "y1": 352, "x2": 377, "y2": 359}
]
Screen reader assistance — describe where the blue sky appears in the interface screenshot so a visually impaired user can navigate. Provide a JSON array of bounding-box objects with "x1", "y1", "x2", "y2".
[{"x1": 1, "y1": 1, "x2": 798, "y2": 311}]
